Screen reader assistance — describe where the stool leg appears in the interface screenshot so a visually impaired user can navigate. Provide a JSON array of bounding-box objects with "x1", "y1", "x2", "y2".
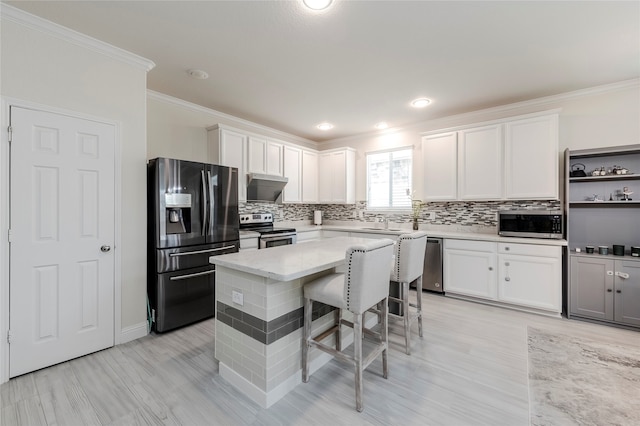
[
  {"x1": 381, "y1": 297, "x2": 389, "y2": 379},
  {"x1": 416, "y1": 275, "x2": 423, "y2": 338},
  {"x1": 302, "y1": 297, "x2": 313, "y2": 383},
  {"x1": 335, "y1": 308, "x2": 342, "y2": 352},
  {"x1": 402, "y1": 281, "x2": 411, "y2": 355},
  {"x1": 354, "y1": 312, "x2": 363, "y2": 412}
]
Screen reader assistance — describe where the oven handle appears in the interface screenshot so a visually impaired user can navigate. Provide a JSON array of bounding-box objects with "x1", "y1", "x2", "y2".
[
  {"x1": 170, "y1": 269, "x2": 216, "y2": 281},
  {"x1": 260, "y1": 234, "x2": 297, "y2": 241},
  {"x1": 169, "y1": 245, "x2": 236, "y2": 257}
]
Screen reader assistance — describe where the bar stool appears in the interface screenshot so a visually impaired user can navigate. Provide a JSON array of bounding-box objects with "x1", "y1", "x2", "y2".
[
  {"x1": 389, "y1": 231, "x2": 428, "y2": 355},
  {"x1": 301, "y1": 238, "x2": 395, "y2": 412}
]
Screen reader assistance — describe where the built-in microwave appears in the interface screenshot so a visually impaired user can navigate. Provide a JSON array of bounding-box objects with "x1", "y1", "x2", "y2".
[{"x1": 498, "y1": 210, "x2": 563, "y2": 239}]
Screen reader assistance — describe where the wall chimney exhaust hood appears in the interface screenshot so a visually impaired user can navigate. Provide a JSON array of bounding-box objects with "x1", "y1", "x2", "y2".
[{"x1": 246, "y1": 173, "x2": 288, "y2": 203}]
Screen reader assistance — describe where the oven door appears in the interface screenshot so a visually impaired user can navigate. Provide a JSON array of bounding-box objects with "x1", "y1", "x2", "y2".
[{"x1": 259, "y1": 233, "x2": 297, "y2": 249}]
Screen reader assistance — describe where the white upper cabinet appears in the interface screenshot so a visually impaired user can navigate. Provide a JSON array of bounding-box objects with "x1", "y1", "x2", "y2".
[
  {"x1": 282, "y1": 145, "x2": 302, "y2": 203},
  {"x1": 207, "y1": 125, "x2": 247, "y2": 202},
  {"x1": 318, "y1": 148, "x2": 356, "y2": 204},
  {"x1": 422, "y1": 132, "x2": 458, "y2": 201},
  {"x1": 266, "y1": 140, "x2": 284, "y2": 176},
  {"x1": 458, "y1": 124, "x2": 503, "y2": 200},
  {"x1": 302, "y1": 150, "x2": 318, "y2": 203},
  {"x1": 422, "y1": 111, "x2": 559, "y2": 202},
  {"x1": 504, "y1": 114, "x2": 559, "y2": 199},
  {"x1": 248, "y1": 136, "x2": 284, "y2": 176}
]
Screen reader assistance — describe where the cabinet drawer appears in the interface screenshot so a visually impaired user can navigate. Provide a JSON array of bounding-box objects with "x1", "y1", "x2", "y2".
[
  {"x1": 445, "y1": 239, "x2": 495, "y2": 252},
  {"x1": 498, "y1": 242, "x2": 560, "y2": 257}
]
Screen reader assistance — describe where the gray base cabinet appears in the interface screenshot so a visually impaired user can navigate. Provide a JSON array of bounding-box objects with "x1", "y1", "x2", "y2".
[{"x1": 570, "y1": 254, "x2": 640, "y2": 328}]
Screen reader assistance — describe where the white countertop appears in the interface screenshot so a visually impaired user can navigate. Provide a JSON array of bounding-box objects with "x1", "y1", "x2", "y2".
[
  {"x1": 210, "y1": 236, "x2": 391, "y2": 281},
  {"x1": 238, "y1": 221, "x2": 567, "y2": 246},
  {"x1": 295, "y1": 223, "x2": 567, "y2": 246}
]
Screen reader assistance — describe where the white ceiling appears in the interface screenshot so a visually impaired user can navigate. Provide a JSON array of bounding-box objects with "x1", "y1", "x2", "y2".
[{"x1": 5, "y1": 1, "x2": 640, "y2": 142}]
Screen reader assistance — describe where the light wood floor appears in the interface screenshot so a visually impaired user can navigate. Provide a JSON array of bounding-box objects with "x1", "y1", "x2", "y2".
[{"x1": 2, "y1": 293, "x2": 638, "y2": 425}]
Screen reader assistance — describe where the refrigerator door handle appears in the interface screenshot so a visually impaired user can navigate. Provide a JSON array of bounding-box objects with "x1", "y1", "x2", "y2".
[
  {"x1": 201, "y1": 170, "x2": 208, "y2": 235},
  {"x1": 169, "y1": 245, "x2": 237, "y2": 257},
  {"x1": 207, "y1": 170, "x2": 215, "y2": 235},
  {"x1": 169, "y1": 269, "x2": 216, "y2": 281}
]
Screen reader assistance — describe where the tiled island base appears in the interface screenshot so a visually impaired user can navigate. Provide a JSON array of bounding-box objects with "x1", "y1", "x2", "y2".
[{"x1": 214, "y1": 266, "x2": 375, "y2": 408}]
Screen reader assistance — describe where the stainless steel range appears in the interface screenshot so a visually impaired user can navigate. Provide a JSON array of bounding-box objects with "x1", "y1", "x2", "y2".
[{"x1": 239, "y1": 213, "x2": 297, "y2": 248}]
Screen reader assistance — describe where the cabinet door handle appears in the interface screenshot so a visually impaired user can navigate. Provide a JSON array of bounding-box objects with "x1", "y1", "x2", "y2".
[
  {"x1": 616, "y1": 289, "x2": 622, "y2": 294},
  {"x1": 505, "y1": 277, "x2": 510, "y2": 282},
  {"x1": 505, "y1": 247, "x2": 510, "y2": 251},
  {"x1": 504, "y1": 262, "x2": 510, "y2": 267},
  {"x1": 606, "y1": 271, "x2": 614, "y2": 276},
  {"x1": 607, "y1": 289, "x2": 613, "y2": 292},
  {"x1": 488, "y1": 267, "x2": 493, "y2": 271},
  {"x1": 615, "y1": 272, "x2": 630, "y2": 279}
]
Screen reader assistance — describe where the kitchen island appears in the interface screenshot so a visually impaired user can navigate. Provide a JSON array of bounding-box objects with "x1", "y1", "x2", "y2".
[{"x1": 209, "y1": 236, "x2": 387, "y2": 408}]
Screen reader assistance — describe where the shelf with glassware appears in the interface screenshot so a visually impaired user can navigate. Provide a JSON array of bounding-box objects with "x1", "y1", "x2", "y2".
[{"x1": 567, "y1": 146, "x2": 640, "y2": 207}]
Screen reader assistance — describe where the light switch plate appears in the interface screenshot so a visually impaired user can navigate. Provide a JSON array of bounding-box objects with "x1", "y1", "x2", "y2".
[{"x1": 232, "y1": 290, "x2": 244, "y2": 306}]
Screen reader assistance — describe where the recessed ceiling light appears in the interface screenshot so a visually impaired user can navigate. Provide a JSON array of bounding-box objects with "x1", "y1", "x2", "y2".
[
  {"x1": 303, "y1": 0, "x2": 333, "y2": 10},
  {"x1": 375, "y1": 122, "x2": 389, "y2": 130},
  {"x1": 316, "y1": 122, "x2": 334, "y2": 131},
  {"x1": 411, "y1": 98, "x2": 431, "y2": 108},
  {"x1": 187, "y1": 69, "x2": 209, "y2": 80}
]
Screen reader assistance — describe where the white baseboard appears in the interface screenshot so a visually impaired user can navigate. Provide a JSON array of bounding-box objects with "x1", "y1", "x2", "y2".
[{"x1": 118, "y1": 321, "x2": 148, "y2": 344}]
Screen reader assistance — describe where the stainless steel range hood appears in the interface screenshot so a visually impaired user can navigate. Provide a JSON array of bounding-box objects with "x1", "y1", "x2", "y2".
[{"x1": 246, "y1": 173, "x2": 288, "y2": 203}]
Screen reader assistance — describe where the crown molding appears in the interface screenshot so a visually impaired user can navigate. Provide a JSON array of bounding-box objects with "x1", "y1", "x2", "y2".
[
  {"x1": 0, "y1": 3, "x2": 155, "y2": 72},
  {"x1": 147, "y1": 90, "x2": 318, "y2": 148},
  {"x1": 324, "y1": 78, "x2": 640, "y2": 145}
]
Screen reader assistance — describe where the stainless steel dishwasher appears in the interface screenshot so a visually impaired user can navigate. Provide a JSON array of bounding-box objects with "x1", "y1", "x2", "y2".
[
  {"x1": 419, "y1": 237, "x2": 444, "y2": 293},
  {"x1": 390, "y1": 237, "x2": 443, "y2": 314}
]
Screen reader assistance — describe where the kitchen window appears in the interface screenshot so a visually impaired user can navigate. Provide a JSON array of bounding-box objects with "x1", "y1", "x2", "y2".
[{"x1": 366, "y1": 147, "x2": 412, "y2": 210}]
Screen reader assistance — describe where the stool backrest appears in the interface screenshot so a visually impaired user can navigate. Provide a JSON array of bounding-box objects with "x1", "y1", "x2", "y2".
[
  {"x1": 345, "y1": 239, "x2": 395, "y2": 314},
  {"x1": 391, "y1": 231, "x2": 428, "y2": 283}
]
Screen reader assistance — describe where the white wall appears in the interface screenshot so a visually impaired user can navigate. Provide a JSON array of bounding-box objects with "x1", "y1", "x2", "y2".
[
  {"x1": 319, "y1": 81, "x2": 640, "y2": 201},
  {"x1": 147, "y1": 92, "x2": 317, "y2": 162},
  {"x1": 0, "y1": 7, "x2": 151, "y2": 375}
]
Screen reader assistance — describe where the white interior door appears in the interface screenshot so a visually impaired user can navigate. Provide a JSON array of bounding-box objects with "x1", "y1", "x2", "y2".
[{"x1": 9, "y1": 106, "x2": 115, "y2": 377}]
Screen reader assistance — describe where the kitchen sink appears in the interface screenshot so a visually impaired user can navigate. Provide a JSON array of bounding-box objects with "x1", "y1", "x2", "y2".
[{"x1": 360, "y1": 227, "x2": 402, "y2": 231}]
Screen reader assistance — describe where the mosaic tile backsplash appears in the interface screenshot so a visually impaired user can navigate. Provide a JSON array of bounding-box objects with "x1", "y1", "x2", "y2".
[{"x1": 240, "y1": 200, "x2": 561, "y2": 227}]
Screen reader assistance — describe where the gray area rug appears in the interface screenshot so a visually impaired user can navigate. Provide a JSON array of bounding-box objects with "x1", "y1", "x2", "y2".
[{"x1": 528, "y1": 327, "x2": 640, "y2": 426}]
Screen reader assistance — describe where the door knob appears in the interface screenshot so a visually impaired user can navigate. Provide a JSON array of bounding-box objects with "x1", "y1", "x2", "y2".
[{"x1": 101, "y1": 245, "x2": 111, "y2": 252}]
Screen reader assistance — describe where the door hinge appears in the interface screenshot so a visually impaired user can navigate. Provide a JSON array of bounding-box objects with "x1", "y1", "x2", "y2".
[
  {"x1": 7, "y1": 229, "x2": 12, "y2": 243},
  {"x1": 151, "y1": 309, "x2": 156, "y2": 323},
  {"x1": 7, "y1": 126, "x2": 12, "y2": 143},
  {"x1": 7, "y1": 330, "x2": 11, "y2": 344}
]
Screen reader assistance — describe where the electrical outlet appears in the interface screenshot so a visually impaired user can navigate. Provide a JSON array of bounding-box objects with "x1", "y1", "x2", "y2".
[
  {"x1": 232, "y1": 290, "x2": 244, "y2": 306},
  {"x1": 359, "y1": 210, "x2": 364, "y2": 220},
  {"x1": 426, "y1": 211, "x2": 436, "y2": 220},
  {"x1": 352, "y1": 210, "x2": 358, "y2": 219}
]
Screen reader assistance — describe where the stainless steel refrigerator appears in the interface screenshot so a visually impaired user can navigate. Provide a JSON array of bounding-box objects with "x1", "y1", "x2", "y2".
[{"x1": 147, "y1": 158, "x2": 239, "y2": 332}]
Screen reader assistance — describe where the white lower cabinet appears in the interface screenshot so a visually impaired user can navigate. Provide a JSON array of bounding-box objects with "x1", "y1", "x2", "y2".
[
  {"x1": 321, "y1": 230, "x2": 349, "y2": 239},
  {"x1": 297, "y1": 230, "x2": 321, "y2": 243},
  {"x1": 444, "y1": 239, "x2": 497, "y2": 300},
  {"x1": 497, "y1": 243, "x2": 561, "y2": 312},
  {"x1": 445, "y1": 239, "x2": 562, "y2": 314},
  {"x1": 240, "y1": 237, "x2": 258, "y2": 251}
]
